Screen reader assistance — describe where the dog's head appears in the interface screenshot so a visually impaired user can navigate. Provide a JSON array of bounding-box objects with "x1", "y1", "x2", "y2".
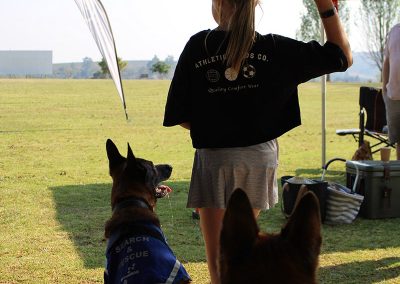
[
  {"x1": 106, "y1": 139, "x2": 172, "y2": 210},
  {"x1": 220, "y1": 188, "x2": 321, "y2": 284},
  {"x1": 352, "y1": 140, "x2": 372, "y2": 161}
]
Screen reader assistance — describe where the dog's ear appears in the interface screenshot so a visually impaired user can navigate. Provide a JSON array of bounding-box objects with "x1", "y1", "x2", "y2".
[
  {"x1": 106, "y1": 139, "x2": 125, "y2": 173},
  {"x1": 126, "y1": 143, "x2": 142, "y2": 175},
  {"x1": 220, "y1": 188, "x2": 259, "y2": 264},
  {"x1": 281, "y1": 191, "x2": 321, "y2": 261},
  {"x1": 126, "y1": 143, "x2": 137, "y2": 163}
]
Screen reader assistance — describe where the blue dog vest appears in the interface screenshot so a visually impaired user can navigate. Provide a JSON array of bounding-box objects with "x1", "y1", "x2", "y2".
[{"x1": 104, "y1": 222, "x2": 191, "y2": 284}]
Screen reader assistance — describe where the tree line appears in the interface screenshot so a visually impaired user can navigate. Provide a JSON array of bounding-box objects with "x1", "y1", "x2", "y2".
[
  {"x1": 52, "y1": 55, "x2": 174, "y2": 79},
  {"x1": 96, "y1": 55, "x2": 172, "y2": 79}
]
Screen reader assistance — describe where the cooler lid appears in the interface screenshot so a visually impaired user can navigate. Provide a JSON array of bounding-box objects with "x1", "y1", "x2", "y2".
[{"x1": 346, "y1": 160, "x2": 400, "y2": 172}]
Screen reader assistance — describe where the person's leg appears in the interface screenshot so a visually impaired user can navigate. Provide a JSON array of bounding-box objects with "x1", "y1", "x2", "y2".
[
  {"x1": 198, "y1": 207, "x2": 225, "y2": 284},
  {"x1": 384, "y1": 95, "x2": 400, "y2": 160},
  {"x1": 253, "y1": 209, "x2": 261, "y2": 218}
]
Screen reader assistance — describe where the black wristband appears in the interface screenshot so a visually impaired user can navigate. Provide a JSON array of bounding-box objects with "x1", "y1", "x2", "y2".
[{"x1": 320, "y1": 7, "x2": 337, "y2": 19}]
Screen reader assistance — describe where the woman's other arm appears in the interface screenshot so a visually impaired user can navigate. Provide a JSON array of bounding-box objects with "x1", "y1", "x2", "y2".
[{"x1": 315, "y1": 0, "x2": 353, "y2": 67}]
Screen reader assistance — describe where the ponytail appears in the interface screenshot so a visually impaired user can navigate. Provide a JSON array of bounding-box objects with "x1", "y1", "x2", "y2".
[{"x1": 225, "y1": 0, "x2": 259, "y2": 73}]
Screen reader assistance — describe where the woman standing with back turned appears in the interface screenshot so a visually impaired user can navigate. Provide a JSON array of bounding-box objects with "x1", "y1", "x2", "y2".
[{"x1": 163, "y1": 0, "x2": 352, "y2": 283}]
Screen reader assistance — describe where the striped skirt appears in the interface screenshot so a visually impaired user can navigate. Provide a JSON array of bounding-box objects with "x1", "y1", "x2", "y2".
[{"x1": 187, "y1": 140, "x2": 279, "y2": 210}]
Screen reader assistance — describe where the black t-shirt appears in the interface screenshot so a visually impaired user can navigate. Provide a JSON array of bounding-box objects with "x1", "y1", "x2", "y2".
[{"x1": 163, "y1": 30, "x2": 348, "y2": 149}]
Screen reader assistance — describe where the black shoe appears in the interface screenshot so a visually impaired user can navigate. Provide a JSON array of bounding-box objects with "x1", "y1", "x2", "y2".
[{"x1": 192, "y1": 210, "x2": 200, "y2": 220}]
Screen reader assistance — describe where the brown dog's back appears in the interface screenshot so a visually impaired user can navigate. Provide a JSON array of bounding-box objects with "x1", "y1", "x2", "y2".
[{"x1": 220, "y1": 188, "x2": 321, "y2": 284}]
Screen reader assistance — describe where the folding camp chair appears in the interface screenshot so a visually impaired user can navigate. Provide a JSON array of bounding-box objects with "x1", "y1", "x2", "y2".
[{"x1": 336, "y1": 86, "x2": 395, "y2": 154}]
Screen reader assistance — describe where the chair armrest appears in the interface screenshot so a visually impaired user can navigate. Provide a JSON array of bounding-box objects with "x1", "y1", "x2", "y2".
[{"x1": 336, "y1": 129, "x2": 361, "y2": 136}]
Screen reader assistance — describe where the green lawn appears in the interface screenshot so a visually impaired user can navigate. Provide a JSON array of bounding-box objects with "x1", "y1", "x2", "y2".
[{"x1": 0, "y1": 79, "x2": 399, "y2": 283}]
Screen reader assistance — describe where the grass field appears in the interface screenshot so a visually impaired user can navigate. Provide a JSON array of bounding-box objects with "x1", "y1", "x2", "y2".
[{"x1": 0, "y1": 79, "x2": 399, "y2": 283}]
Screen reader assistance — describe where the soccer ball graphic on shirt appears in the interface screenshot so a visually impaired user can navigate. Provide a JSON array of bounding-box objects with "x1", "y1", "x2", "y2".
[{"x1": 242, "y1": 64, "x2": 256, "y2": 79}]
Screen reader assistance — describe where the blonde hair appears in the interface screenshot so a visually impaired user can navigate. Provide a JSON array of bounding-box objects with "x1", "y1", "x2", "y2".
[{"x1": 225, "y1": 0, "x2": 259, "y2": 73}]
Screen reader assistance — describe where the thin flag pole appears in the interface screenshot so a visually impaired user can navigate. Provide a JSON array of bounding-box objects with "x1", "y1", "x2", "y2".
[
  {"x1": 321, "y1": 0, "x2": 339, "y2": 167},
  {"x1": 74, "y1": 0, "x2": 128, "y2": 120},
  {"x1": 321, "y1": 23, "x2": 327, "y2": 168}
]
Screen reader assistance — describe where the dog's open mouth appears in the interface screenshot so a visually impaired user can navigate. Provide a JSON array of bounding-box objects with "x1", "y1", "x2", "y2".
[{"x1": 155, "y1": 184, "x2": 172, "y2": 198}]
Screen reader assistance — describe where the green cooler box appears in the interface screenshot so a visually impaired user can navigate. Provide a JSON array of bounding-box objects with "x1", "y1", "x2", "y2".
[{"x1": 346, "y1": 160, "x2": 400, "y2": 219}]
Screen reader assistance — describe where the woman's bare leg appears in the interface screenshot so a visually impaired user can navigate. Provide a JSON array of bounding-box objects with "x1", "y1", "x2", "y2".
[{"x1": 198, "y1": 208, "x2": 225, "y2": 284}]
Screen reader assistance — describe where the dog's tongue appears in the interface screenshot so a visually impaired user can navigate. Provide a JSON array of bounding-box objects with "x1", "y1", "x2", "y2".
[{"x1": 155, "y1": 185, "x2": 172, "y2": 198}]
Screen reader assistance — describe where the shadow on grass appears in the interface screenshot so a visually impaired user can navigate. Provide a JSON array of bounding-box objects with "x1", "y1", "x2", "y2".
[
  {"x1": 320, "y1": 257, "x2": 400, "y2": 283},
  {"x1": 50, "y1": 183, "x2": 110, "y2": 268},
  {"x1": 51, "y1": 176, "x2": 400, "y2": 269},
  {"x1": 50, "y1": 180, "x2": 204, "y2": 269},
  {"x1": 279, "y1": 167, "x2": 347, "y2": 186},
  {"x1": 294, "y1": 168, "x2": 346, "y2": 181}
]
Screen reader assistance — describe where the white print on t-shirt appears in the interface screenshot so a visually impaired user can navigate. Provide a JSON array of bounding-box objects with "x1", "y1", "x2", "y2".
[
  {"x1": 206, "y1": 64, "x2": 257, "y2": 83},
  {"x1": 246, "y1": 52, "x2": 269, "y2": 62},
  {"x1": 208, "y1": 83, "x2": 259, "y2": 94},
  {"x1": 206, "y1": 69, "x2": 220, "y2": 82},
  {"x1": 195, "y1": 52, "x2": 268, "y2": 69},
  {"x1": 242, "y1": 64, "x2": 256, "y2": 79},
  {"x1": 195, "y1": 54, "x2": 226, "y2": 68}
]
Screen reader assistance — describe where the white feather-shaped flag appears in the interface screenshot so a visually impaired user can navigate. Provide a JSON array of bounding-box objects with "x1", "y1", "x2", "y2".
[{"x1": 74, "y1": 0, "x2": 128, "y2": 120}]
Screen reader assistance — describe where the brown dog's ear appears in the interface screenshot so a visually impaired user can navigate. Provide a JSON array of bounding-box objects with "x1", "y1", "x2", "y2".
[
  {"x1": 126, "y1": 143, "x2": 137, "y2": 166},
  {"x1": 127, "y1": 143, "x2": 135, "y2": 158},
  {"x1": 281, "y1": 191, "x2": 321, "y2": 261},
  {"x1": 220, "y1": 188, "x2": 259, "y2": 265},
  {"x1": 106, "y1": 139, "x2": 125, "y2": 173}
]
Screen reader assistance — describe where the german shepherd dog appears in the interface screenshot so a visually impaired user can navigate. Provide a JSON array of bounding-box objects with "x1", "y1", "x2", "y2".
[
  {"x1": 220, "y1": 188, "x2": 321, "y2": 284},
  {"x1": 104, "y1": 139, "x2": 191, "y2": 284}
]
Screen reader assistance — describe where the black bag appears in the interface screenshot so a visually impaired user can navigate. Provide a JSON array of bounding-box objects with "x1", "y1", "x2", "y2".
[{"x1": 281, "y1": 176, "x2": 328, "y2": 222}]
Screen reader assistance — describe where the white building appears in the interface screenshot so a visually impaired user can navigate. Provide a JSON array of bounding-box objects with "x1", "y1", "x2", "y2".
[{"x1": 0, "y1": 50, "x2": 52, "y2": 77}]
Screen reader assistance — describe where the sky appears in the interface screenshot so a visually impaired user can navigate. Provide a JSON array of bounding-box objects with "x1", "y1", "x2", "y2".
[{"x1": 0, "y1": 0, "x2": 362, "y2": 63}]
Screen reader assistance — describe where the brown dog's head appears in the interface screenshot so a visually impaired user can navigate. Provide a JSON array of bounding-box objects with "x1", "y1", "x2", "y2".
[
  {"x1": 105, "y1": 139, "x2": 172, "y2": 211},
  {"x1": 220, "y1": 188, "x2": 321, "y2": 284},
  {"x1": 352, "y1": 140, "x2": 372, "y2": 161}
]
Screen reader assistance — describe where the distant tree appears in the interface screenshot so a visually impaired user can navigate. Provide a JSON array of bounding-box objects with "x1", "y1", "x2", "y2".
[
  {"x1": 80, "y1": 57, "x2": 96, "y2": 78},
  {"x1": 147, "y1": 55, "x2": 160, "y2": 71},
  {"x1": 151, "y1": 61, "x2": 171, "y2": 79},
  {"x1": 92, "y1": 71, "x2": 103, "y2": 79},
  {"x1": 98, "y1": 57, "x2": 127, "y2": 78},
  {"x1": 296, "y1": 0, "x2": 350, "y2": 42},
  {"x1": 165, "y1": 55, "x2": 175, "y2": 65},
  {"x1": 358, "y1": 0, "x2": 400, "y2": 80}
]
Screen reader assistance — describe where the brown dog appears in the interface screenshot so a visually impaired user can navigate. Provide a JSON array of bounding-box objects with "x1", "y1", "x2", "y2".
[
  {"x1": 352, "y1": 140, "x2": 373, "y2": 160},
  {"x1": 104, "y1": 139, "x2": 191, "y2": 284},
  {"x1": 220, "y1": 188, "x2": 321, "y2": 284}
]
